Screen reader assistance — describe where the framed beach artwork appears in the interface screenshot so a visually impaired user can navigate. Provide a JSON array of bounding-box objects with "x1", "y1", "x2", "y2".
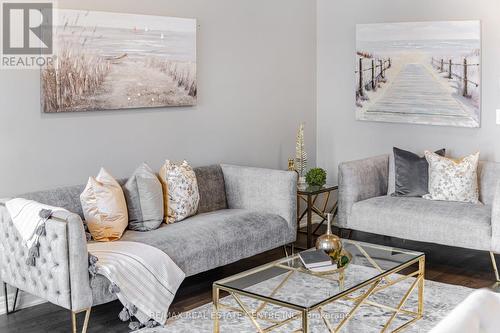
[
  {"x1": 355, "y1": 21, "x2": 480, "y2": 128},
  {"x1": 41, "y1": 10, "x2": 197, "y2": 113}
]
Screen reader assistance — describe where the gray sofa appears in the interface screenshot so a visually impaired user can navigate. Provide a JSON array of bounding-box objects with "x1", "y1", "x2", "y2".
[
  {"x1": 338, "y1": 155, "x2": 500, "y2": 278},
  {"x1": 0, "y1": 164, "x2": 297, "y2": 331}
]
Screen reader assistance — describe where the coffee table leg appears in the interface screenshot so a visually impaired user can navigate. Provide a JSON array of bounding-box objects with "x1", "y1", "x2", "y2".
[
  {"x1": 213, "y1": 286, "x2": 220, "y2": 333},
  {"x1": 302, "y1": 310, "x2": 309, "y2": 333}
]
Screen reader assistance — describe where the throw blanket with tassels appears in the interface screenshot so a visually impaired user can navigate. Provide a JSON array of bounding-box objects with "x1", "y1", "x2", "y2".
[
  {"x1": 5, "y1": 198, "x2": 67, "y2": 266},
  {"x1": 87, "y1": 241, "x2": 185, "y2": 329}
]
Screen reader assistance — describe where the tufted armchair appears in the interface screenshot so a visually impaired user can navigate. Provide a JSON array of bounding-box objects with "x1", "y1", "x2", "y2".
[{"x1": 0, "y1": 200, "x2": 92, "y2": 332}]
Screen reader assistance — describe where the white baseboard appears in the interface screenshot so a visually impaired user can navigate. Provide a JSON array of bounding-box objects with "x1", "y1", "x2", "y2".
[{"x1": 0, "y1": 290, "x2": 47, "y2": 315}]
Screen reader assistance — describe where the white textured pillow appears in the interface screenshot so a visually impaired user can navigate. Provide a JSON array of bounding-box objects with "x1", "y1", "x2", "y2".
[
  {"x1": 423, "y1": 151, "x2": 480, "y2": 204},
  {"x1": 80, "y1": 168, "x2": 128, "y2": 241},
  {"x1": 159, "y1": 160, "x2": 200, "y2": 223}
]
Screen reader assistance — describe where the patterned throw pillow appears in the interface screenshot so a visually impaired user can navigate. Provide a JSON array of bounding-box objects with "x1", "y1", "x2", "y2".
[
  {"x1": 423, "y1": 151, "x2": 480, "y2": 204},
  {"x1": 159, "y1": 160, "x2": 200, "y2": 223}
]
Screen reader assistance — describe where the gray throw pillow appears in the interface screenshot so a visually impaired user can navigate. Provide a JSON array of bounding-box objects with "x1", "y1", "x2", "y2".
[
  {"x1": 123, "y1": 163, "x2": 164, "y2": 231},
  {"x1": 194, "y1": 165, "x2": 228, "y2": 214},
  {"x1": 393, "y1": 147, "x2": 446, "y2": 197}
]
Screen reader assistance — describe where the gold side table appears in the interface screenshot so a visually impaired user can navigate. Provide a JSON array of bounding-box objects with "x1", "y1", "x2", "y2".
[{"x1": 297, "y1": 184, "x2": 338, "y2": 248}]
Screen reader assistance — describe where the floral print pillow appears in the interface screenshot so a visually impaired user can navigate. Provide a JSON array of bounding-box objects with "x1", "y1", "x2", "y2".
[
  {"x1": 159, "y1": 160, "x2": 200, "y2": 223},
  {"x1": 423, "y1": 151, "x2": 480, "y2": 204}
]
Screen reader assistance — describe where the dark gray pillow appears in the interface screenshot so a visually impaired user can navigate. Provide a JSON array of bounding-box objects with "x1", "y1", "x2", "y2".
[
  {"x1": 123, "y1": 163, "x2": 164, "y2": 231},
  {"x1": 393, "y1": 147, "x2": 446, "y2": 197},
  {"x1": 194, "y1": 165, "x2": 228, "y2": 214}
]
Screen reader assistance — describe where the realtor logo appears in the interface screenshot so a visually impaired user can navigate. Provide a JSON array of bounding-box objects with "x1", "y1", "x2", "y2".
[{"x1": 2, "y1": 2, "x2": 52, "y2": 54}]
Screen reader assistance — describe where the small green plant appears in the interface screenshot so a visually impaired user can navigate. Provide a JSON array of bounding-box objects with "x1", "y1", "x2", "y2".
[
  {"x1": 305, "y1": 168, "x2": 327, "y2": 187},
  {"x1": 339, "y1": 255, "x2": 349, "y2": 268}
]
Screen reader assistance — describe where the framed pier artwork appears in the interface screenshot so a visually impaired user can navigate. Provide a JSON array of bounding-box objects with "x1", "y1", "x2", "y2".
[{"x1": 355, "y1": 20, "x2": 480, "y2": 128}]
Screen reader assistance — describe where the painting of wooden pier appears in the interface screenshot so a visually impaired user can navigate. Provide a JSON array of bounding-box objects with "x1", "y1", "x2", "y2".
[{"x1": 355, "y1": 21, "x2": 480, "y2": 128}]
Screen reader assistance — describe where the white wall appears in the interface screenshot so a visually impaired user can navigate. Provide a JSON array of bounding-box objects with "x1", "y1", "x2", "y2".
[
  {"x1": 0, "y1": 0, "x2": 317, "y2": 197},
  {"x1": 317, "y1": 0, "x2": 500, "y2": 182}
]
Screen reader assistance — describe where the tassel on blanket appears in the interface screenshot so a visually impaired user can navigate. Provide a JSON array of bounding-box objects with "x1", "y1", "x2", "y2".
[
  {"x1": 35, "y1": 224, "x2": 46, "y2": 236},
  {"x1": 26, "y1": 209, "x2": 53, "y2": 267},
  {"x1": 25, "y1": 256, "x2": 36, "y2": 266},
  {"x1": 39, "y1": 209, "x2": 53, "y2": 219},
  {"x1": 88, "y1": 253, "x2": 99, "y2": 279},
  {"x1": 26, "y1": 240, "x2": 40, "y2": 266},
  {"x1": 109, "y1": 283, "x2": 121, "y2": 294},
  {"x1": 128, "y1": 321, "x2": 141, "y2": 331},
  {"x1": 119, "y1": 307, "x2": 131, "y2": 322}
]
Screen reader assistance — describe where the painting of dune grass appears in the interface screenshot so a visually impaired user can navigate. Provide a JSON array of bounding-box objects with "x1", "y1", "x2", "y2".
[
  {"x1": 355, "y1": 21, "x2": 480, "y2": 128},
  {"x1": 41, "y1": 9, "x2": 197, "y2": 113}
]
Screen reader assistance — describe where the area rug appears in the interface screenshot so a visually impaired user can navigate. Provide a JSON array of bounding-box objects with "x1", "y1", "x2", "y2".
[{"x1": 136, "y1": 265, "x2": 474, "y2": 332}]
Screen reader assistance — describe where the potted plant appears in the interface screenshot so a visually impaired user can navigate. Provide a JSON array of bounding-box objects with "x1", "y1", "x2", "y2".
[{"x1": 305, "y1": 168, "x2": 327, "y2": 187}]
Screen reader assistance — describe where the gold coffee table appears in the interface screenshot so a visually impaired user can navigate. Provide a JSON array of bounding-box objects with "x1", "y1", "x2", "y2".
[{"x1": 213, "y1": 240, "x2": 425, "y2": 332}]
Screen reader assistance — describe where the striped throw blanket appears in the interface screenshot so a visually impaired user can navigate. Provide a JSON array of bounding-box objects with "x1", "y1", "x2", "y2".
[
  {"x1": 5, "y1": 198, "x2": 67, "y2": 266},
  {"x1": 87, "y1": 241, "x2": 185, "y2": 327}
]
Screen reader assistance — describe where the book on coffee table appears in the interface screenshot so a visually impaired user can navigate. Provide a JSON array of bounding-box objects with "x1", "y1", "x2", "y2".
[{"x1": 298, "y1": 249, "x2": 336, "y2": 270}]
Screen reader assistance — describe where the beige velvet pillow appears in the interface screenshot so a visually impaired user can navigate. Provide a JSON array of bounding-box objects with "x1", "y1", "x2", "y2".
[
  {"x1": 158, "y1": 160, "x2": 200, "y2": 223},
  {"x1": 80, "y1": 168, "x2": 128, "y2": 241}
]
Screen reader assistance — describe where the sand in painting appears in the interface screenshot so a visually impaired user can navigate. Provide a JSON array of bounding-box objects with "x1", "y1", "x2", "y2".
[{"x1": 42, "y1": 10, "x2": 196, "y2": 112}]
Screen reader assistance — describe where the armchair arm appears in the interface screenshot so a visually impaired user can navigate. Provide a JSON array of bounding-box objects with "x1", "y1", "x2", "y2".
[
  {"x1": 338, "y1": 155, "x2": 389, "y2": 227},
  {"x1": 221, "y1": 165, "x2": 297, "y2": 242},
  {"x1": 0, "y1": 201, "x2": 92, "y2": 312},
  {"x1": 491, "y1": 181, "x2": 500, "y2": 252}
]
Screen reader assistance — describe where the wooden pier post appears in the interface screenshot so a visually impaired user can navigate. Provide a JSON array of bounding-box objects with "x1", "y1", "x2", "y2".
[
  {"x1": 371, "y1": 60, "x2": 375, "y2": 90},
  {"x1": 358, "y1": 57, "x2": 363, "y2": 96},
  {"x1": 440, "y1": 59, "x2": 444, "y2": 72},
  {"x1": 448, "y1": 60, "x2": 452, "y2": 79},
  {"x1": 379, "y1": 59, "x2": 384, "y2": 79},
  {"x1": 463, "y1": 58, "x2": 468, "y2": 97}
]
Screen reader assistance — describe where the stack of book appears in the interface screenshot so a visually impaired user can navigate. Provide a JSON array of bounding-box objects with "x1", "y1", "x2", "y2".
[{"x1": 298, "y1": 249, "x2": 337, "y2": 272}]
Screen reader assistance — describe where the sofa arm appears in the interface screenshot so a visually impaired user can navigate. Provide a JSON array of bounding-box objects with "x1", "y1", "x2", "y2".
[
  {"x1": 0, "y1": 201, "x2": 92, "y2": 312},
  {"x1": 221, "y1": 165, "x2": 297, "y2": 241},
  {"x1": 338, "y1": 155, "x2": 389, "y2": 228},
  {"x1": 491, "y1": 181, "x2": 500, "y2": 252}
]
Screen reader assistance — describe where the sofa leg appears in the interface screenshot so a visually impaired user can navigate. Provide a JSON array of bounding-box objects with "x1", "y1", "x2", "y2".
[
  {"x1": 490, "y1": 252, "x2": 500, "y2": 282},
  {"x1": 71, "y1": 308, "x2": 92, "y2": 333},
  {"x1": 283, "y1": 244, "x2": 295, "y2": 258},
  {"x1": 3, "y1": 282, "x2": 19, "y2": 315}
]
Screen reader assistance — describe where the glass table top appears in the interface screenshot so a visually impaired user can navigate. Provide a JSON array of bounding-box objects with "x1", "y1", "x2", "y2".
[
  {"x1": 297, "y1": 184, "x2": 338, "y2": 195},
  {"x1": 214, "y1": 240, "x2": 424, "y2": 310}
]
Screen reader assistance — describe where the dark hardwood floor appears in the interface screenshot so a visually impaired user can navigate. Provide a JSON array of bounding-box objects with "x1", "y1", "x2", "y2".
[{"x1": 0, "y1": 226, "x2": 496, "y2": 332}]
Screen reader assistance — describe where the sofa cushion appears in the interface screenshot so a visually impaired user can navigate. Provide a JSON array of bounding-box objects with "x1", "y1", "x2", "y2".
[
  {"x1": 91, "y1": 209, "x2": 292, "y2": 306},
  {"x1": 194, "y1": 165, "x2": 228, "y2": 214},
  {"x1": 350, "y1": 196, "x2": 491, "y2": 251},
  {"x1": 121, "y1": 209, "x2": 291, "y2": 276}
]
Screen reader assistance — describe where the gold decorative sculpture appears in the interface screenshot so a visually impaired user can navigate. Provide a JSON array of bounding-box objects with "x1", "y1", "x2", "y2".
[
  {"x1": 315, "y1": 213, "x2": 342, "y2": 261},
  {"x1": 295, "y1": 123, "x2": 308, "y2": 185}
]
